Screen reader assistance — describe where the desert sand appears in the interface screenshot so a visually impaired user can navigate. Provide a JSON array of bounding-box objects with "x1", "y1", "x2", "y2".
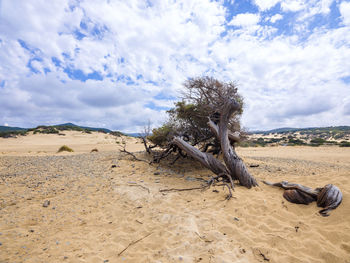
[{"x1": 0, "y1": 131, "x2": 349, "y2": 263}]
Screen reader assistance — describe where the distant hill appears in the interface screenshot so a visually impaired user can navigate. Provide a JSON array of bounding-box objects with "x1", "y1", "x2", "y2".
[
  {"x1": 126, "y1": 132, "x2": 148, "y2": 137},
  {"x1": 0, "y1": 123, "x2": 112, "y2": 133},
  {"x1": 0, "y1": 123, "x2": 121, "y2": 138},
  {"x1": 0, "y1": 126, "x2": 27, "y2": 132},
  {"x1": 244, "y1": 126, "x2": 350, "y2": 147},
  {"x1": 54, "y1": 123, "x2": 112, "y2": 133},
  {"x1": 253, "y1": 126, "x2": 350, "y2": 135}
]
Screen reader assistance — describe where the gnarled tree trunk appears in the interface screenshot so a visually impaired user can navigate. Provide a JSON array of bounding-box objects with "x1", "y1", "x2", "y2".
[{"x1": 172, "y1": 98, "x2": 258, "y2": 189}]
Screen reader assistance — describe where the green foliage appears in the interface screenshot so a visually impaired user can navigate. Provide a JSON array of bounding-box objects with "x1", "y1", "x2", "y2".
[
  {"x1": 147, "y1": 124, "x2": 174, "y2": 146},
  {"x1": 57, "y1": 145, "x2": 74, "y2": 153},
  {"x1": 288, "y1": 138, "x2": 306, "y2": 145},
  {"x1": 110, "y1": 131, "x2": 124, "y2": 137},
  {"x1": 310, "y1": 138, "x2": 326, "y2": 145},
  {"x1": 35, "y1": 126, "x2": 59, "y2": 134},
  {"x1": 148, "y1": 77, "x2": 244, "y2": 148}
]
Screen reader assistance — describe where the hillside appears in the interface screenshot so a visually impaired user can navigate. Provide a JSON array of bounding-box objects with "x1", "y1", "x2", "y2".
[
  {"x1": 0, "y1": 126, "x2": 27, "y2": 132},
  {"x1": 245, "y1": 126, "x2": 350, "y2": 147},
  {"x1": 0, "y1": 123, "x2": 122, "y2": 138}
]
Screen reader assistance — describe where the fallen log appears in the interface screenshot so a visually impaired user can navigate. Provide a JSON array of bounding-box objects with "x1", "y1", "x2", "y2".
[{"x1": 263, "y1": 181, "x2": 342, "y2": 216}]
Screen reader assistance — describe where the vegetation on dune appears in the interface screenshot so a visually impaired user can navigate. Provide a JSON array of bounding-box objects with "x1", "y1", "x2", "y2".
[
  {"x1": 240, "y1": 127, "x2": 350, "y2": 147},
  {"x1": 0, "y1": 130, "x2": 28, "y2": 138},
  {"x1": 57, "y1": 145, "x2": 74, "y2": 153},
  {"x1": 339, "y1": 141, "x2": 350, "y2": 147}
]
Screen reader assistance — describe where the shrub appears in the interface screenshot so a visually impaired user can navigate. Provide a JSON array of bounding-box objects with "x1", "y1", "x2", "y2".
[
  {"x1": 339, "y1": 141, "x2": 350, "y2": 147},
  {"x1": 288, "y1": 138, "x2": 306, "y2": 145},
  {"x1": 310, "y1": 138, "x2": 326, "y2": 144},
  {"x1": 57, "y1": 145, "x2": 74, "y2": 153},
  {"x1": 146, "y1": 77, "x2": 243, "y2": 151},
  {"x1": 0, "y1": 130, "x2": 28, "y2": 138},
  {"x1": 110, "y1": 131, "x2": 124, "y2": 137},
  {"x1": 147, "y1": 124, "x2": 174, "y2": 147}
]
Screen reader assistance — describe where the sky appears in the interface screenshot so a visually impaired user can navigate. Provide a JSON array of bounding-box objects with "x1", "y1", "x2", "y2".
[{"x1": 0, "y1": 0, "x2": 350, "y2": 132}]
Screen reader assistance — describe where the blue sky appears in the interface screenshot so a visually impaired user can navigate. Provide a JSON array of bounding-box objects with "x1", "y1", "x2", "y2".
[{"x1": 0, "y1": 0, "x2": 350, "y2": 132}]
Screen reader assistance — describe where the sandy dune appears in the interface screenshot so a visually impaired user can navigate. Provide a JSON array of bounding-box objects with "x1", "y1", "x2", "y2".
[
  {"x1": 0, "y1": 132, "x2": 349, "y2": 262},
  {"x1": 0, "y1": 131, "x2": 144, "y2": 155}
]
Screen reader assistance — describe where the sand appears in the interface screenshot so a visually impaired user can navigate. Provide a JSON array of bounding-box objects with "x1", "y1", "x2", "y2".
[{"x1": 0, "y1": 132, "x2": 349, "y2": 262}]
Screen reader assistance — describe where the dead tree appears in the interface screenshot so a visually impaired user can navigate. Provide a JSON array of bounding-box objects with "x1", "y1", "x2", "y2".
[{"x1": 263, "y1": 181, "x2": 343, "y2": 216}]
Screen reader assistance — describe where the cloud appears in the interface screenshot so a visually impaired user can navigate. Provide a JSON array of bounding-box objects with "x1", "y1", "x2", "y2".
[
  {"x1": 228, "y1": 13, "x2": 260, "y2": 27},
  {"x1": 340, "y1": 1, "x2": 350, "y2": 25},
  {"x1": 0, "y1": 0, "x2": 350, "y2": 132},
  {"x1": 280, "y1": 0, "x2": 306, "y2": 12},
  {"x1": 269, "y1": 14, "x2": 283, "y2": 23},
  {"x1": 253, "y1": 0, "x2": 281, "y2": 11}
]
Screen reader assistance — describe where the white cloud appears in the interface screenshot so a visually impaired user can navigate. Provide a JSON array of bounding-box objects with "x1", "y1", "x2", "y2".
[
  {"x1": 228, "y1": 13, "x2": 260, "y2": 27},
  {"x1": 280, "y1": 0, "x2": 306, "y2": 12},
  {"x1": 254, "y1": 0, "x2": 281, "y2": 11},
  {"x1": 270, "y1": 14, "x2": 283, "y2": 23},
  {"x1": 340, "y1": 1, "x2": 350, "y2": 25},
  {"x1": 209, "y1": 23, "x2": 350, "y2": 129}
]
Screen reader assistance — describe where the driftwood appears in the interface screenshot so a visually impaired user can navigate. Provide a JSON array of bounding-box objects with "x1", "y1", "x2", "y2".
[{"x1": 263, "y1": 181, "x2": 342, "y2": 216}]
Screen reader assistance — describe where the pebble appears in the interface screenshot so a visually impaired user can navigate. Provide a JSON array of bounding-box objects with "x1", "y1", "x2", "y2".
[{"x1": 42, "y1": 200, "x2": 50, "y2": 207}]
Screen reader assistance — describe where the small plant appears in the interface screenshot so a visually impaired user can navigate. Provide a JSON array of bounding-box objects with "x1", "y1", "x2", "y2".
[{"x1": 57, "y1": 145, "x2": 74, "y2": 153}]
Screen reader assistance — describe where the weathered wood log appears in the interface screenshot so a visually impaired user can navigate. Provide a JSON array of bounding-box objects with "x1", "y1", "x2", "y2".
[
  {"x1": 262, "y1": 181, "x2": 319, "y2": 197},
  {"x1": 172, "y1": 137, "x2": 228, "y2": 176},
  {"x1": 218, "y1": 99, "x2": 258, "y2": 188},
  {"x1": 317, "y1": 184, "x2": 342, "y2": 217},
  {"x1": 263, "y1": 181, "x2": 342, "y2": 216},
  {"x1": 283, "y1": 190, "x2": 316, "y2": 205}
]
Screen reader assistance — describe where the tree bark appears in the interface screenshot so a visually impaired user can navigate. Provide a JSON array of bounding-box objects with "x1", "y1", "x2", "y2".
[
  {"x1": 172, "y1": 137, "x2": 227, "y2": 176},
  {"x1": 208, "y1": 119, "x2": 240, "y2": 144},
  {"x1": 218, "y1": 99, "x2": 258, "y2": 188}
]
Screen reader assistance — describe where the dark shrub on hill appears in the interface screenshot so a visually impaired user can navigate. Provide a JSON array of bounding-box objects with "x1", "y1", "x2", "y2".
[{"x1": 339, "y1": 141, "x2": 350, "y2": 147}]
